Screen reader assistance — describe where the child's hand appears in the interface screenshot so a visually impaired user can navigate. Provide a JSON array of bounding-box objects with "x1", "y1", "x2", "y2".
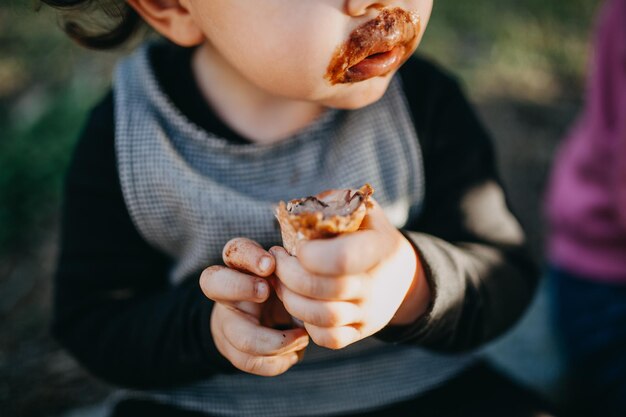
[
  {"x1": 270, "y1": 202, "x2": 430, "y2": 350},
  {"x1": 200, "y1": 238, "x2": 309, "y2": 376}
]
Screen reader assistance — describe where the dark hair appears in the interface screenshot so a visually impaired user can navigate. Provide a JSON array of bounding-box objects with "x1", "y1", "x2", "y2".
[{"x1": 40, "y1": 0, "x2": 143, "y2": 49}]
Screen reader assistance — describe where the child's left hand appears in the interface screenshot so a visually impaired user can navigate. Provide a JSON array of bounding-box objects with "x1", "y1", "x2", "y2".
[{"x1": 270, "y1": 201, "x2": 431, "y2": 350}]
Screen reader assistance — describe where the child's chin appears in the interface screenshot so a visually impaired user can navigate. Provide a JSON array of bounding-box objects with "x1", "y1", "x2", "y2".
[{"x1": 323, "y1": 77, "x2": 392, "y2": 110}]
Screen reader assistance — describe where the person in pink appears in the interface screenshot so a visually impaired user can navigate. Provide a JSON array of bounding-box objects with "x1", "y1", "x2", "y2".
[{"x1": 545, "y1": 0, "x2": 626, "y2": 415}]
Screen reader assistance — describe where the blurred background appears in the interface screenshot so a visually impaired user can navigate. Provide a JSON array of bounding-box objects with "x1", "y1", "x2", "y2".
[{"x1": 0, "y1": 0, "x2": 599, "y2": 416}]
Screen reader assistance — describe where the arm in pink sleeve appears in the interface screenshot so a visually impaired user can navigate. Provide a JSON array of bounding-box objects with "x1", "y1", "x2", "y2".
[
  {"x1": 612, "y1": 0, "x2": 626, "y2": 229},
  {"x1": 590, "y1": 0, "x2": 626, "y2": 229}
]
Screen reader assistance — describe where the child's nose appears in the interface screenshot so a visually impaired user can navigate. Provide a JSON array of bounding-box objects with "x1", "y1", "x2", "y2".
[{"x1": 344, "y1": 0, "x2": 393, "y2": 17}]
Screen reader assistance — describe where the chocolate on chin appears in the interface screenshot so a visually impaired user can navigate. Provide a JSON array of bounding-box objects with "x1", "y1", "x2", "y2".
[{"x1": 275, "y1": 184, "x2": 374, "y2": 256}]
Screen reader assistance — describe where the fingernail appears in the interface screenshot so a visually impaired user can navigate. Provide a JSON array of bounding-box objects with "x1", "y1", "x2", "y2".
[
  {"x1": 259, "y1": 256, "x2": 272, "y2": 273},
  {"x1": 255, "y1": 281, "x2": 268, "y2": 299}
]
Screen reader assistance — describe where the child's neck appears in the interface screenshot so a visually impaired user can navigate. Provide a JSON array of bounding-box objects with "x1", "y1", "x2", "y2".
[{"x1": 192, "y1": 43, "x2": 326, "y2": 145}]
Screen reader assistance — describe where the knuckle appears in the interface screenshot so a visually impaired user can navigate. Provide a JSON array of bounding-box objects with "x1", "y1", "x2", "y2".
[
  {"x1": 308, "y1": 331, "x2": 325, "y2": 348},
  {"x1": 226, "y1": 275, "x2": 254, "y2": 299},
  {"x1": 335, "y1": 285, "x2": 353, "y2": 301},
  {"x1": 243, "y1": 356, "x2": 266, "y2": 375},
  {"x1": 301, "y1": 273, "x2": 319, "y2": 296},
  {"x1": 304, "y1": 307, "x2": 326, "y2": 327},
  {"x1": 331, "y1": 278, "x2": 352, "y2": 300},
  {"x1": 341, "y1": 276, "x2": 364, "y2": 300},
  {"x1": 321, "y1": 306, "x2": 342, "y2": 327},
  {"x1": 235, "y1": 334, "x2": 257, "y2": 354},
  {"x1": 317, "y1": 333, "x2": 345, "y2": 350},
  {"x1": 310, "y1": 326, "x2": 357, "y2": 350},
  {"x1": 334, "y1": 246, "x2": 353, "y2": 275},
  {"x1": 305, "y1": 310, "x2": 321, "y2": 326},
  {"x1": 329, "y1": 339, "x2": 348, "y2": 350}
]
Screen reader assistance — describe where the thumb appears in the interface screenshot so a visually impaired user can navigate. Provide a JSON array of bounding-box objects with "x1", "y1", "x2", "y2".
[
  {"x1": 236, "y1": 301, "x2": 263, "y2": 319},
  {"x1": 359, "y1": 199, "x2": 394, "y2": 232}
]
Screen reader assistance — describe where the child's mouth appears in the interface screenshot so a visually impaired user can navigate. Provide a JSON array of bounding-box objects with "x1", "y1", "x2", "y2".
[
  {"x1": 345, "y1": 46, "x2": 406, "y2": 83},
  {"x1": 325, "y1": 8, "x2": 420, "y2": 85}
]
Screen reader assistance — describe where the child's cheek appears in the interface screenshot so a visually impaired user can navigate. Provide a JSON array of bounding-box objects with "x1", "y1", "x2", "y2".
[{"x1": 256, "y1": 18, "x2": 345, "y2": 98}]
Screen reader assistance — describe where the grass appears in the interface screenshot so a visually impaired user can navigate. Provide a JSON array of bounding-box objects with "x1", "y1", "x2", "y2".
[
  {"x1": 0, "y1": 3, "x2": 114, "y2": 256},
  {"x1": 421, "y1": 0, "x2": 598, "y2": 100},
  {"x1": 0, "y1": 81, "x2": 101, "y2": 253},
  {"x1": 0, "y1": 0, "x2": 598, "y2": 259}
]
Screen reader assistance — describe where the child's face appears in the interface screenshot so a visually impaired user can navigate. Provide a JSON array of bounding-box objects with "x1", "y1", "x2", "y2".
[{"x1": 185, "y1": 0, "x2": 432, "y2": 109}]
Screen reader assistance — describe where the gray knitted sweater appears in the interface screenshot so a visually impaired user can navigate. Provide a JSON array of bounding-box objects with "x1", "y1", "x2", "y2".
[{"x1": 113, "y1": 44, "x2": 476, "y2": 416}]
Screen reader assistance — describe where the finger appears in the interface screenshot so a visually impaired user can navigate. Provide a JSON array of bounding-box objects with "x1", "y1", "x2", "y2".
[
  {"x1": 304, "y1": 323, "x2": 362, "y2": 350},
  {"x1": 223, "y1": 238, "x2": 275, "y2": 277},
  {"x1": 219, "y1": 332, "x2": 300, "y2": 377},
  {"x1": 297, "y1": 229, "x2": 392, "y2": 276},
  {"x1": 270, "y1": 246, "x2": 365, "y2": 301},
  {"x1": 231, "y1": 300, "x2": 263, "y2": 317},
  {"x1": 274, "y1": 281, "x2": 362, "y2": 328},
  {"x1": 222, "y1": 307, "x2": 309, "y2": 356},
  {"x1": 357, "y1": 199, "x2": 395, "y2": 232},
  {"x1": 200, "y1": 265, "x2": 270, "y2": 303}
]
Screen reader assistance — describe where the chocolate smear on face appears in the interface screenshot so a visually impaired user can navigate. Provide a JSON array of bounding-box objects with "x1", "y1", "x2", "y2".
[{"x1": 326, "y1": 8, "x2": 420, "y2": 85}]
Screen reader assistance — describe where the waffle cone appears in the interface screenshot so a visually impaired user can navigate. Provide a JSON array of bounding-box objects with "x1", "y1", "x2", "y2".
[{"x1": 275, "y1": 184, "x2": 374, "y2": 256}]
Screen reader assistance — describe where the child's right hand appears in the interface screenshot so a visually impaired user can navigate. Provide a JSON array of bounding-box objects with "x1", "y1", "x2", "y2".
[{"x1": 200, "y1": 238, "x2": 309, "y2": 376}]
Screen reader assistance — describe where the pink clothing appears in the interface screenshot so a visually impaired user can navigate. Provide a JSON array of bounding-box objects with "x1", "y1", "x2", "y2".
[{"x1": 546, "y1": 0, "x2": 626, "y2": 283}]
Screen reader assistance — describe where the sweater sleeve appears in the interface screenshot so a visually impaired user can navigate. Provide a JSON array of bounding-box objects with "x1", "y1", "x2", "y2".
[
  {"x1": 52, "y1": 92, "x2": 232, "y2": 389},
  {"x1": 377, "y1": 58, "x2": 539, "y2": 351}
]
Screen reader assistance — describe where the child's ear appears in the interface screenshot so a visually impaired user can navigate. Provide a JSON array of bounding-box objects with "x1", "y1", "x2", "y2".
[{"x1": 126, "y1": 0, "x2": 204, "y2": 46}]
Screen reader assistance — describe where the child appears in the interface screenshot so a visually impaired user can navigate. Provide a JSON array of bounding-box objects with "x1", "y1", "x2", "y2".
[
  {"x1": 545, "y1": 0, "x2": 626, "y2": 415},
  {"x1": 46, "y1": 1, "x2": 548, "y2": 416}
]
